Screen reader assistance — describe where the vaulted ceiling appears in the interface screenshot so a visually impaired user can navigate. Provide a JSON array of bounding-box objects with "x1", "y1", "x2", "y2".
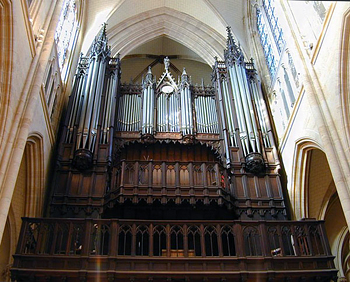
[{"x1": 79, "y1": 0, "x2": 250, "y2": 83}]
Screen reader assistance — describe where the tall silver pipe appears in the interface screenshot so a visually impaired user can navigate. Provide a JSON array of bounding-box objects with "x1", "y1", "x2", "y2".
[
  {"x1": 180, "y1": 68, "x2": 193, "y2": 135},
  {"x1": 213, "y1": 60, "x2": 231, "y2": 167},
  {"x1": 238, "y1": 64, "x2": 260, "y2": 153},
  {"x1": 76, "y1": 58, "x2": 94, "y2": 149},
  {"x1": 197, "y1": 97, "x2": 203, "y2": 133},
  {"x1": 132, "y1": 95, "x2": 136, "y2": 131},
  {"x1": 229, "y1": 65, "x2": 249, "y2": 155},
  {"x1": 66, "y1": 69, "x2": 85, "y2": 143}
]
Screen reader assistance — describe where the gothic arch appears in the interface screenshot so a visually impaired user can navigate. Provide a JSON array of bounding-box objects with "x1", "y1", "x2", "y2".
[
  {"x1": 11, "y1": 133, "x2": 45, "y2": 221},
  {"x1": 0, "y1": 0, "x2": 13, "y2": 145},
  {"x1": 107, "y1": 7, "x2": 226, "y2": 65},
  {"x1": 293, "y1": 139, "x2": 348, "y2": 280},
  {"x1": 291, "y1": 139, "x2": 323, "y2": 219},
  {"x1": 340, "y1": 8, "x2": 350, "y2": 147},
  {"x1": 24, "y1": 133, "x2": 45, "y2": 217}
]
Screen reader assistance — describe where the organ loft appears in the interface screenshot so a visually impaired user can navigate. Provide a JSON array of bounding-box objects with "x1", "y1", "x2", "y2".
[{"x1": 11, "y1": 25, "x2": 337, "y2": 281}]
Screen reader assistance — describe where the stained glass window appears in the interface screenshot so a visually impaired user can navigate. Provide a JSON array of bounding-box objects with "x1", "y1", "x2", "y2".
[
  {"x1": 257, "y1": 9, "x2": 277, "y2": 77},
  {"x1": 262, "y1": 0, "x2": 285, "y2": 54},
  {"x1": 55, "y1": 0, "x2": 78, "y2": 71}
]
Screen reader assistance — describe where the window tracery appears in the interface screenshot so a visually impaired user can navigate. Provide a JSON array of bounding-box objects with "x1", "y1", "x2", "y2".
[
  {"x1": 256, "y1": 0, "x2": 300, "y2": 137},
  {"x1": 54, "y1": 0, "x2": 78, "y2": 73}
]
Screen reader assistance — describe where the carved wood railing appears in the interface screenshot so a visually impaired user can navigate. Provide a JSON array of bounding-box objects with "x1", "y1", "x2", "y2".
[
  {"x1": 106, "y1": 161, "x2": 234, "y2": 209},
  {"x1": 12, "y1": 218, "x2": 337, "y2": 282}
]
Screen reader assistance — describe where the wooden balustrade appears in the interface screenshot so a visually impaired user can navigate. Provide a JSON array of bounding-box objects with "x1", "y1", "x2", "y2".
[
  {"x1": 15, "y1": 218, "x2": 331, "y2": 258},
  {"x1": 11, "y1": 218, "x2": 337, "y2": 281}
]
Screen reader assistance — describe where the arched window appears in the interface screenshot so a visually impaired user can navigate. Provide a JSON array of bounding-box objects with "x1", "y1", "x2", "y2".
[
  {"x1": 256, "y1": 0, "x2": 299, "y2": 136},
  {"x1": 55, "y1": 0, "x2": 78, "y2": 77},
  {"x1": 256, "y1": 1, "x2": 281, "y2": 77}
]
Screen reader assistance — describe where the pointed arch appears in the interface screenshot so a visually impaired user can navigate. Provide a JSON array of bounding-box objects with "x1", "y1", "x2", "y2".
[
  {"x1": 0, "y1": 0, "x2": 13, "y2": 145},
  {"x1": 107, "y1": 7, "x2": 226, "y2": 65},
  {"x1": 291, "y1": 139, "x2": 323, "y2": 219},
  {"x1": 25, "y1": 133, "x2": 45, "y2": 217},
  {"x1": 11, "y1": 133, "x2": 45, "y2": 221}
]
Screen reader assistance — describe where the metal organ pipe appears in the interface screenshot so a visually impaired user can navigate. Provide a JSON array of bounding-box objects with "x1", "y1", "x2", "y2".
[
  {"x1": 65, "y1": 61, "x2": 87, "y2": 144},
  {"x1": 116, "y1": 93, "x2": 141, "y2": 132},
  {"x1": 221, "y1": 79, "x2": 236, "y2": 146},
  {"x1": 194, "y1": 98, "x2": 201, "y2": 133},
  {"x1": 203, "y1": 98, "x2": 210, "y2": 133},
  {"x1": 142, "y1": 67, "x2": 155, "y2": 135},
  {"x1": 89, "y1": 59, "x2": 106, "y2": 150},
  {"x1": 224, "y1": 26, "x2": 276, "y2": 159},
  {"x1": 76, "y1": 56, "x2": 94, "y2": 150},
  {"x1": 213, "y1": 60, "x2": 231, "y2": 167},
  {"x1": 237, "y1": 63, "x2": 260, "y2": 153},
  {"x1": 180, "y1": 69, "x2": 193, "y2": 135},
  {"x1": 249, "y1": 73, "x2": 272, "y2": 148},
  {"x1": 209, "y1": 97, "x2": 219, "y2": 134},
  {"x1": 194, "y1": 95, "x2": 219, "y2": 134},
  {"x1": 74, "y1": 25, "x2": 110, "y2": 153},
  {"x1": 228, "y1": 66, "x2": 249, "y2": 156}
]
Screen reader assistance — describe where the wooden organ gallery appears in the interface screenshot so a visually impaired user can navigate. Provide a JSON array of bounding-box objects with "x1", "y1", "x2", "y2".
[{"x1": 11, "y1": 26, "x2": 337, "y2": 281}]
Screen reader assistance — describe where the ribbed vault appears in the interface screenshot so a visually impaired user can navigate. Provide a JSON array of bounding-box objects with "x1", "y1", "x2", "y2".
[{"x1": 107, "y1": 7, "x2": 227, "y2": 65}]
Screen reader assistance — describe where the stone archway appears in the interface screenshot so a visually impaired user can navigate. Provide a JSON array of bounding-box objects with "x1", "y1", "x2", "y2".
[{"x1": 292, "y1": 140, "x2": 348, "y2": 280}]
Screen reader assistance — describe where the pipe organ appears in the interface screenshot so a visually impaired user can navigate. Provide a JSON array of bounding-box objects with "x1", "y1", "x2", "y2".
[
  {"x1": 52, "y1": 25, "x2": 285, "y2": 218},
  {"x1": 12, "y1": 24, "x2": 337, "y2": 282}
]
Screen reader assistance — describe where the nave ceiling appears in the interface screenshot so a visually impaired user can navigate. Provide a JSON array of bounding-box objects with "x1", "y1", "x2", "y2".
[{"x1": 79, "y1": 0, "x2": 249, "y2": 82}]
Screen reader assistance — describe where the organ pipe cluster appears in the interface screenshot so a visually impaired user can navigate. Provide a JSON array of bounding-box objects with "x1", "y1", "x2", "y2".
[
  {"x1": 212, "y1": 27, "x2": 274, "y2": 168},
  {"x1": 64, "y1": 24, "x2": 120, "y2": 169}
]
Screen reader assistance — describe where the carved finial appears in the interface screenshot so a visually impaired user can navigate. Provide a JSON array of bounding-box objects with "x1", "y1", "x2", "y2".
[
  {"x1": 102, "y1": 22, "x2": 107, "y2": 33},
  {"x1": 180, "y1": 67, "x2": 189, "y2": 86},
  {"x1": 225, "y1": 26, "x2": 244, "y2": 63},
  {"x1": 164, "y1": 56, "x2": 170, "y2": 72},
  {"x1": 226, "y1": 26, "x2": 235, "y2": 49},
  {"x1": 144, "y1": 66, "x2": 153, "y2": 85},
  {"x1": 97, "y1": 22, "x2": 108, "y2": 42},
  {"x1": 91, "y1": 22, "x2": 110, "y2": 56}
]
